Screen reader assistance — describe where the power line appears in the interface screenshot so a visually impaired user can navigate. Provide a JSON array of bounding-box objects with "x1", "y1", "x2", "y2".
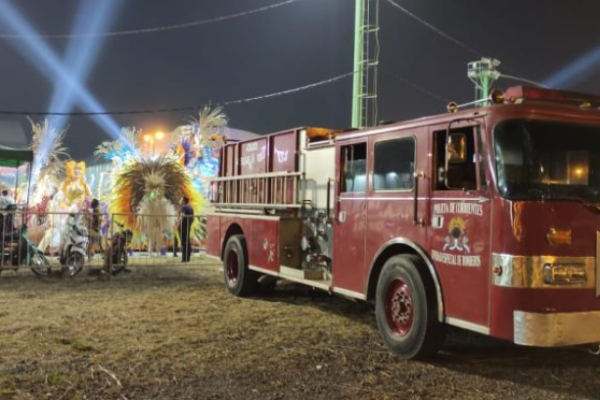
[
  {"x1": 382, "y1": 0, "x2": 544, "y2": 86},
  {"x1": 379, "y1": 68, "x2": 450, "y2": 102},
  {"x1": 0, "y1": 0, "x2": 303, "y2": 40},
  {"x1": 382, "y1": 0, "x2": 483, "y2": 57},
  {"x1": 220, "y1": 72, "x2": 354, "y2": 106},
  {"x1": 0, "y1": 72, "x2": 355, "y2": 116},
  {"x1": 0, "y1": 68, "x2": 451, "y2": 117}
]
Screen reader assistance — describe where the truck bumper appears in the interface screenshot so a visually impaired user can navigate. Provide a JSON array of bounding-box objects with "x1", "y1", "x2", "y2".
[{"x1": 514, "y1": 310, "x2": 600, "y2": 347}]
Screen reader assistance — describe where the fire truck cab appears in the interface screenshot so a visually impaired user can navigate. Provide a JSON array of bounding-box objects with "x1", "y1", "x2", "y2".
[{"x1": 207, "y1": 86, "x2": 600, "y2": 359}]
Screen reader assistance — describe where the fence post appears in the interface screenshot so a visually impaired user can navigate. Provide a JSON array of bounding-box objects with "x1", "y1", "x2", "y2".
[{"x1": 105, "y1": 217, "x2": 113, "y2": 277}]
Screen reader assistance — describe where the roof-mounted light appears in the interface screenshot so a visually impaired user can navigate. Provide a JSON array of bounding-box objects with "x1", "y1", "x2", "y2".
[
  {"x1": 505, "y1": 86, "x2": 600, "y2": 108},
  {"x1": 490, "y1": 89, "x2": 505, "y2": 104},
  {"x1": 447, "y1": 102, "x2": 458, "y2": 113},
  {"x1": 446, "y1": 89, "x2": 505, "y2": 113}
]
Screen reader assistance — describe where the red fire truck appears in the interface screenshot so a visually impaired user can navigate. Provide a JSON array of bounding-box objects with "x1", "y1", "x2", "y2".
[{"x1": 207, "y1": 86, "x2": 600, "y2": 359}]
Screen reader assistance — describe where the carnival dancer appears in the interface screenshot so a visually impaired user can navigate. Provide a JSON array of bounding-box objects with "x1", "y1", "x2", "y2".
[
  {"x1": 38, "y1": 192, "x2": 67, "y2": 254},
  {"x1": 59, "y1": 161, "x2": 92, "y2": 209}
]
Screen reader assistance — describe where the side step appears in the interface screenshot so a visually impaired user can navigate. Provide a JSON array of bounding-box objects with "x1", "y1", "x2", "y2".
[
  {"x1": 249, "y1": 264, "x2": 331, "y2": 291},
  {"x1": 280, "y1": 266, "x2": 324, "y2": 280},
  {"x1": 247, "y1": 264, "x2": 366, "y2": 299},
  {"x1": 278, "y1": 266, "x2": 331, "y2": 291}
]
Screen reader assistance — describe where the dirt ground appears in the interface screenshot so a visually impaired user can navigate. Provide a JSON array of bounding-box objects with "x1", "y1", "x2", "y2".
[{"x1": 0, "y1": 258, "x2": 599, "y2": 400}]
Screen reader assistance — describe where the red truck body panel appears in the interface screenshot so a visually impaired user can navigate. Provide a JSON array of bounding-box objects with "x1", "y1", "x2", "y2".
[
  {"x1": 206, "y1": 215, "x2": 281, "y2": 273},
  {"x1": 208, "y1": 87, "x2": 600, "y2": 347},
  {"x1": 221, "y1": 128, "x2": 300, "y2": 177}
]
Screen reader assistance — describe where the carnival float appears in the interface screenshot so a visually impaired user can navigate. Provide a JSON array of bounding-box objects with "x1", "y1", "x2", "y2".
[{"x1": 0, "y1": 106, "x2": 232, "y2": 270}]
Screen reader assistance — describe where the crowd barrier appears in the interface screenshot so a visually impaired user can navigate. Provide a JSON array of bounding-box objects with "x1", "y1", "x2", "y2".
[{"x1": 0, "y1": 210, "x2": 205, "y2": 275}]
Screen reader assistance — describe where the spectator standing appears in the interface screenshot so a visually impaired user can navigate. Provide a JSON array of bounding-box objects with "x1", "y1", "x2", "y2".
[
  {"x1": 180, "y1": 197, "x2": 194, "y2": 262},
  {"x1": 88, "y1": 199, "x2": 102, "y2": 259},
  {"x1": 0, "y1": 189, "x2": 14, "y2": 210}
]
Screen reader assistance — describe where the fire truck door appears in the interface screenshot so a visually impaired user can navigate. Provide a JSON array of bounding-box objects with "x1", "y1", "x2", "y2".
[
  {"x1": 428, "y1": 123, "x2": 491, "y2": 329},
  {"x1": 332, "y1": 141, "x2": 368, "y2": 294}
]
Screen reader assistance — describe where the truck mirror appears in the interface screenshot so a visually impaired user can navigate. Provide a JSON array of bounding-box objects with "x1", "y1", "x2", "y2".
[{"x1": 446, "y1": 133, "x2": 467, "y2": 164}]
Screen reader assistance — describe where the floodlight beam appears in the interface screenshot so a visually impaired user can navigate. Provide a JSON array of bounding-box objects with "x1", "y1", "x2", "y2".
[
  {"x1": 544, "y1": 44, "x2": 600, "y2": 88},
  {"x1": 0, "y1": 1, "x2": 124, "y2": 141},
  {"x1": 34, "y1": 0, "x2": 122, "y2": 177}
]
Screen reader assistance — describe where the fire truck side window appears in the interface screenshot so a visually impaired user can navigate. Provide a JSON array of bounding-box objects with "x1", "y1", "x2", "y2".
[
  {"x1": 434, "y1": 128, "x2": 477, "y2": 191},
  {"x1": 341, "y1": 143, "x2": 367, "y2": 193},
  {"x1": 373, "y1": 138, "x2": 415, "y2": 191}
]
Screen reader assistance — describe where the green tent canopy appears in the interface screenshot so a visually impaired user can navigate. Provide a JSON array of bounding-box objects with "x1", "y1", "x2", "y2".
[{"x1": 0, "y1": 145, "x2": 33, "y2": 168}]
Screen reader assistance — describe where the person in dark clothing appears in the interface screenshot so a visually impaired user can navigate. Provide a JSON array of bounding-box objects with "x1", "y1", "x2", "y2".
[
  {"x1": 88, "y1": 198, "x2": 102, "y2": 259},
  {"x1": 180, "y1": 197, "x2": 194, "y2": 262}
]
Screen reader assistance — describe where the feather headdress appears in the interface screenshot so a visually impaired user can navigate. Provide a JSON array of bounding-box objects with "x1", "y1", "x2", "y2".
[
  {"x1": 172, "y1": 106, "x2": 228, "y2": 158},
  {"x1": 109, "y1": 154, "x2": 203, "y2": 229},
  {"x1": 28, "y1": 118, "x2": 68, "y2": 203},
  {"x1": 95, "y1": 127, "x2": 140, "y2": 162},
  {"x1": 196, "y1": 106, "x2": 227, "y2": 142}
]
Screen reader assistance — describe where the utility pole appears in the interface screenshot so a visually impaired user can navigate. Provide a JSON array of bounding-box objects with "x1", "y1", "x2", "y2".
[
  {"x1": 352, "y1": 0, "x2": 380, "y2": 128},
  {"x1": 467, "y1": 58, "x2": 501, "y2": 106}
]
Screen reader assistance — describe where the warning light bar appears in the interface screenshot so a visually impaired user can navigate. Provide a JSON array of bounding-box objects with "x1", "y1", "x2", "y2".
[
  {"x1": 446, "y1": 86, "x2": 600, "y2": 113},
  {"x1": 504, "y1": 86, "x2": 600, "y2": 107}
]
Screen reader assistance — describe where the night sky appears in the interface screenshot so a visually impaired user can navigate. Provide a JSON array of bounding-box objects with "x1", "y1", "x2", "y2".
[{"x1": 0, "y1": 0, "x2": 599, "y2": 159}]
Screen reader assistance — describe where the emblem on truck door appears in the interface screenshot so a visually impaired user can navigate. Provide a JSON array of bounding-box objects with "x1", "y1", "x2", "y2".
[{"x1": 443, "y1": 217, "x2": 471, "y2": 253}]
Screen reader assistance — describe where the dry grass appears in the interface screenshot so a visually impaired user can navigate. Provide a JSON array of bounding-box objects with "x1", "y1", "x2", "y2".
[{"x1": 0, "y1": 258, "x2": 599, "y2": 399}]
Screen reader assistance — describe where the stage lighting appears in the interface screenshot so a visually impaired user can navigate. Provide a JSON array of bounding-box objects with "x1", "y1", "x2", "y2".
[
  {"x1": 49, "y1": 0, "x2": 121, "y2": 133},
  {"x1": 33, "y1": 0, "x2": 121, "y2": 178},
  {"x1": 0, "y1": 1, "x2": 124, "y2": 142}
]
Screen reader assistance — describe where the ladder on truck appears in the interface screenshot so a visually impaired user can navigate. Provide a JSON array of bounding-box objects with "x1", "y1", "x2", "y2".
[
  {"x1": 211, "y1": 171, "x2": 303, "y2": 210},
  {"x1": 211, "y1": 127, "x2": 338, "y2": 212}
]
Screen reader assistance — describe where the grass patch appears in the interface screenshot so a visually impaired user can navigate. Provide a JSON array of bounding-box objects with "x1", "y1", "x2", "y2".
[
  {"x1": 0, "y1": 258, "x2": 597, "y2": 399},
  {"x1": 58, "y1": 337, "x2": 96, "y2": 352},
  {"x1": 46, "y1": 371, "x2": 66, "y2": 387},
  {"x1": 0, "y1": 374, "x2": 17, "y2": 396}
]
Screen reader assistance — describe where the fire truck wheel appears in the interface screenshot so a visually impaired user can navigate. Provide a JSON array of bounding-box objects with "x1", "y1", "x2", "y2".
[
  {"x1": 375, "y1": 255, "x2": 445, "y2": 360},
  {"x1": 223, "y1": 235, "x2": 259, "y2": 297}
]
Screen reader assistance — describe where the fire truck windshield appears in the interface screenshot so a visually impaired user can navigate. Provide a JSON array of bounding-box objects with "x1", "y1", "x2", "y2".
[{"x1": 494, "y1": 119, "x2": 600, "y2": 201}]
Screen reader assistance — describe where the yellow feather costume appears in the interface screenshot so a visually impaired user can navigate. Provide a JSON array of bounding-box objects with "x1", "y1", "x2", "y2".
[
  {"x1": 59, "y1": 161, "x2": 92, "y2": 208},
  {"x1": 108, "y1": 155, "x2": 204, "y2": 244}
]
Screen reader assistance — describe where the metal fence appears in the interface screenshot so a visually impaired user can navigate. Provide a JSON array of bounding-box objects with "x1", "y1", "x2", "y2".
[{"x1": 0, "y1": 210, "x2": 205, "y2": 276}]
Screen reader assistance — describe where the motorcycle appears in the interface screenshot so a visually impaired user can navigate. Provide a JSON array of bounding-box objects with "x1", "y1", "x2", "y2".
[
  {"x1": 109, "y1": 221, "x2": 132, "y2": 275},
  {"x1": 59, "y1": 212, "x2": 89, "y2": 277},
  {"x1": 0, "y1": 206, "x2": 51, "y2": 276},
  {"x1": 23, "y1": 225, "x2": 52, "y2": 276}
]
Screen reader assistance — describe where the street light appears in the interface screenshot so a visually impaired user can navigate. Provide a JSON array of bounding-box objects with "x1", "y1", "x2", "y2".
[{"x1": 144, "y1": 131, "x2": 164, "y2": 155}]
